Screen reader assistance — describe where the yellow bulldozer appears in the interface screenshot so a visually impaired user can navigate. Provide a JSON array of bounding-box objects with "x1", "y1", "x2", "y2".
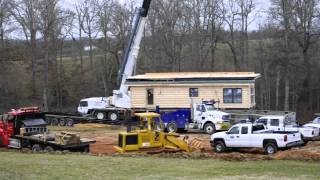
[{"x1": 114, "y1": 112, "x2": 203, "y2": 153}]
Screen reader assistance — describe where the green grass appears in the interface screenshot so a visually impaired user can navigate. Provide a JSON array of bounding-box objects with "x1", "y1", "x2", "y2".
[{"x1": 0, "y1": 152, "x2": 319, "y2": 180}]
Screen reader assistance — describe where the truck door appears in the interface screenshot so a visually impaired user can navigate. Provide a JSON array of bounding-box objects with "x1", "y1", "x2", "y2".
[
  {"x1": 225, "y1": 126, "x2": 240, "y2": 147},
  {"x1": 78, "y1": 101, "x2": 89, "y2": 114},
  {"x1": 237, "y1": 126, "x2": 251, "y2": 147},
  {"x1": 193, "y1": 104, "x2": 206, "y2": 123}
]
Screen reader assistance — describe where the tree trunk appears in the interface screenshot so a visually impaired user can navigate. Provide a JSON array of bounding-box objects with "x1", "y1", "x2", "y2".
[
  {"x1": 284, "y1": 73, "x2": 290, "y2": 111},
  {"x1": 275, "y1": 70, "x2": 280, "y2": 110}
]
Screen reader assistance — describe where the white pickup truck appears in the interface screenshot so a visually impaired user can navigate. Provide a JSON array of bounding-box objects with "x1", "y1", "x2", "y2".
[
  {"x1": 210, "y1": 123, "x2": 303, "y2": 154},
  {"x1": 255, "y1": 115, "x2": 319, "y2": 143}
]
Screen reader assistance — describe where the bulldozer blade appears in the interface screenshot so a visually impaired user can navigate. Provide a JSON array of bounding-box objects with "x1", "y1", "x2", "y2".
[{"x1": 189, "y1": 138, "x2": 205, "y2": 151}]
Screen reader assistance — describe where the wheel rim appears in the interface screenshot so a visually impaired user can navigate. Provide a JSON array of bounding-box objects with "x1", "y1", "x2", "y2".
[
  {"x1": 110, "y1": 113, "x2": 117, "y2": 121},
  {"x1": 216, "y1": 144, "x2": 222, "y2": 152},
  {"x1": 168, "y1": 124, "x2": 176, "y2": 132},
  {"x1": 267, "y1": 146, "x2": 274, "y2": 154},
  {"x1": 206, "y1": 126, "x2": 213, "y2": 134},
  {"x1": 97, "y1": 112, "x2": 104, "y2": 120},
  {"x1": 59, "y1": 119, "x2": 65, "y2": 126},
  {"x1": 67, "y1": 120, "x2": 73, "y2": 126}
]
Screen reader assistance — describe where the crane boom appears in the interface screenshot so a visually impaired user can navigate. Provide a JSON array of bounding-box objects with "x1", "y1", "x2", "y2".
[{"x1": 112, "y1": 0, "x2": 152, "y2": 108}]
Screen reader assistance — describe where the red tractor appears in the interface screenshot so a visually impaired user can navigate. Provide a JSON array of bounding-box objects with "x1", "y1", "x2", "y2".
[{"x1": 0, "y1": 107, "x2": 95, "y2": 152}]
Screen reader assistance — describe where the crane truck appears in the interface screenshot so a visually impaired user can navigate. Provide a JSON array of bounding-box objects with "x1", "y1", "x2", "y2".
[{"x1": 78, "y1": 0, "x2": 152, "y2": 121}]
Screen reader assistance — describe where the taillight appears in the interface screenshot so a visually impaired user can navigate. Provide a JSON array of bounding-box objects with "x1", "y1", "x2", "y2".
[{"x1": 284, "y1": 135, "x2": 287, "y2": 142}]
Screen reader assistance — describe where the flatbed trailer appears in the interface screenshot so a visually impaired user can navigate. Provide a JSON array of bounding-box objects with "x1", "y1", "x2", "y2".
[
  {"x1": 10, "y1": 135, "x2": 95, "y2": 152},
  {"x1": 44, "y1": 112, "x2": 125, "y2": 127}
]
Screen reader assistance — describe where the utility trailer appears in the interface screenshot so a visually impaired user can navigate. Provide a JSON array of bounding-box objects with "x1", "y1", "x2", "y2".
[{"x1": 0, "y1": 107, "x2": 95, "y2": 152}]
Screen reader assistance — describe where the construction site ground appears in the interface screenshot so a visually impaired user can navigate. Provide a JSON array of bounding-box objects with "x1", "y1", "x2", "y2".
[{"x1": 49, "y1": 124, "x2": 320, "y2": 161}]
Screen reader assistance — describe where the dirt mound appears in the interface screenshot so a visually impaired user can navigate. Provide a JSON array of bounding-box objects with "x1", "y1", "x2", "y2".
[
  {"x1": 275, "y1": 149, "x2": 320, "y2": 161},
  {"x1": 90, "y1": 136, "x2": 117, "y2": 155}
]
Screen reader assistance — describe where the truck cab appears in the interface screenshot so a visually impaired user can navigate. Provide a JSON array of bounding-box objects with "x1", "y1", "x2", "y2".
[
  {"x1": 77, "y1": 97, "x2": 108, "y2": 115},
  {"x1": 191, "y1": 101, "x2": 230, "y2": 133}
]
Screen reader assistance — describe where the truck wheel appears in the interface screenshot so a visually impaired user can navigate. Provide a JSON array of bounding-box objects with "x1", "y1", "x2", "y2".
[
  {"x1": 204, "y1": 123, "x2": 216, "y2": 134},
  {"x1": 264, "y1": 143, "x2": 277, "y2": 155},
  {"x1": 59, "y1": 119, "x2": 66, "y2": 126},
  {"x1": 45, "y1": 118, "x2": 52, "y2": 125},
  {"x1": 108, "y1": 112, "x2": 118, "y2": 121},
  {"x1": 167, "y1": 122, "x2": 177, "y2": 133},
  {"x1": 214, "y1": 141, "x2": 225, "y2": 153},
  {"x1": 51, "y1": 118, "x2": 59, "y2": 126},
  {"x1": 66, "y1": 119, "x2": 74, "y2": 127},
  {"x1": 44, "y1": 146, "x2": 54, "y2": 152},
  {"x1": 32, "y1": 144, "x2": 42, "y2": 153},
  {"x1": 95, "y1": 111, "x2": 106, "y2": 120}
]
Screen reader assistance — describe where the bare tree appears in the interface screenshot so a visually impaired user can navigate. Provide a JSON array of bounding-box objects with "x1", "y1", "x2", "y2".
[
  {"x1": 223, "y1": 0, "x2": 241, "y2": 71},
  {"x1": 10, "y1": 0, "x2": 40, "y2": 96}
]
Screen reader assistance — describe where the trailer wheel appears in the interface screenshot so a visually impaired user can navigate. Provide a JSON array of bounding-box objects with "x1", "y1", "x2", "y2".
[
  {"x1": 59, "y1": 119, "x2": 66, "y2": 126},
  {"x1": 44, "y1": 146, "x2": 54, "y2": 152},
  {"x1": 108, "y1": 112, "x2": 118, "y2": 121},
  {"x1": 45, "y1": 118, "x2": 52, "y2": 125},
  {"x1": 204, "y1": 123, "x2": 216, "y2": 134},
  {"x1": 51, "y1": 118, "x2": 59, "y2": 126},
  {"x1": 167, "y1": 122, "x2": 178, "y2": 133},
  {"x1": 83, "y1": 146, "x2": 90, "y2": 153},
  {"x1": 32, "y1": 144, "x2": 42, "y2": 153},
  {"x1": 66, "y1": 119, "x2": 74, "y2": 127}
]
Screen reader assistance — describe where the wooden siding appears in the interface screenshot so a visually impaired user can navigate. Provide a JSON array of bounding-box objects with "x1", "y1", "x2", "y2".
[{"x1": 130, "y1": 83, "x2": 254, "y2": 109}]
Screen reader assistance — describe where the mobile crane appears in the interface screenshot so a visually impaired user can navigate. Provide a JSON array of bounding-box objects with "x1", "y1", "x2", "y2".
[{"x1": 78, "y1": 0, "x2": 152, "y2": 121}]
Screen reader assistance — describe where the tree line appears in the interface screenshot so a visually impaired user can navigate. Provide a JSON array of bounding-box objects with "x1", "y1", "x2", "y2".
[{"x1": 0, "y1": 0, "x2": 319, "y2": 121}]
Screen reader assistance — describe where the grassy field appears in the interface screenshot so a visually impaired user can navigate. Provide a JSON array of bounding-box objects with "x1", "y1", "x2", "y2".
[{"x1": 0, "y1": 151, "x2": 319, "y2": 180}]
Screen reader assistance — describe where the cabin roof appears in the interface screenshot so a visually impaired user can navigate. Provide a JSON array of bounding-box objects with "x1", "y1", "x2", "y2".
[
  {"x1": 129, "y1": 72, "x2": 260, "y2": 80},
  {"x1": 126, "y1": 72, "x2": 260, "y2": 85}
]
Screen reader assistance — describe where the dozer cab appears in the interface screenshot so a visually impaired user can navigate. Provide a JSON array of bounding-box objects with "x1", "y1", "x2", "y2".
[{"x1": 114, "y1": 112, "x2": 202, "y2": 153}]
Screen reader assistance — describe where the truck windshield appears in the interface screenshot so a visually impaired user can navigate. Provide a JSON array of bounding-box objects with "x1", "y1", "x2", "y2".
[{"x1": 206, "y1": 105, "x2": 216, "y2": 111}]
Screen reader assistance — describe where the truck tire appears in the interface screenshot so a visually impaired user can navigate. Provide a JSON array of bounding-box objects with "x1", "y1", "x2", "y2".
[
  {"x1": 95, "y1": 111, "x2": 106, "y2": 120},
  {"x1": 214, "y1": 141, "x2": 225, "y2": 153},
  {"x1": 204, "y1": 123, "x2": 216, "y2": 134},
  {"x1": 66, "y1": 119, "x2": 74, "y2": 127},
  {"x1": 264, "y1": 143, "x2": 277, "y2": 155},
  {"x1": 108, "y1": 112, "x2": 118, "y2": 121},
  {"x1": 45, "y1": 118, "x2": 51, "y2": 125},
  {"x1": 59, "y1": 119, "x2": 66, "y2": 126},
  {"x1": 44, "y1": 146, "x2": 54, "y2": 152},
  {"x1": 32, "y1": 144, "x2": 42, "y2": 153},
  {"x1": 167, "y1": 122, "x2": 178, "y2": 133},
  {"x1": 51, "y1": 118, "x2": 59, "y2": 126}
]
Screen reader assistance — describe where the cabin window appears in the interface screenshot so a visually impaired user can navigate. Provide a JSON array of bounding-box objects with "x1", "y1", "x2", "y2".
[
  {"x1": 270, "y1": 119, "x2": 280, "y2": 126},
  {"x1": 147, "y1": 89, "x2": 154, "y2": 105},
  {"x1": 223, "y1": 88, "x2": 242, "y2": 103},
  {"x1": 189, "y1": 88, "x2": 199, "y2": 97}
]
